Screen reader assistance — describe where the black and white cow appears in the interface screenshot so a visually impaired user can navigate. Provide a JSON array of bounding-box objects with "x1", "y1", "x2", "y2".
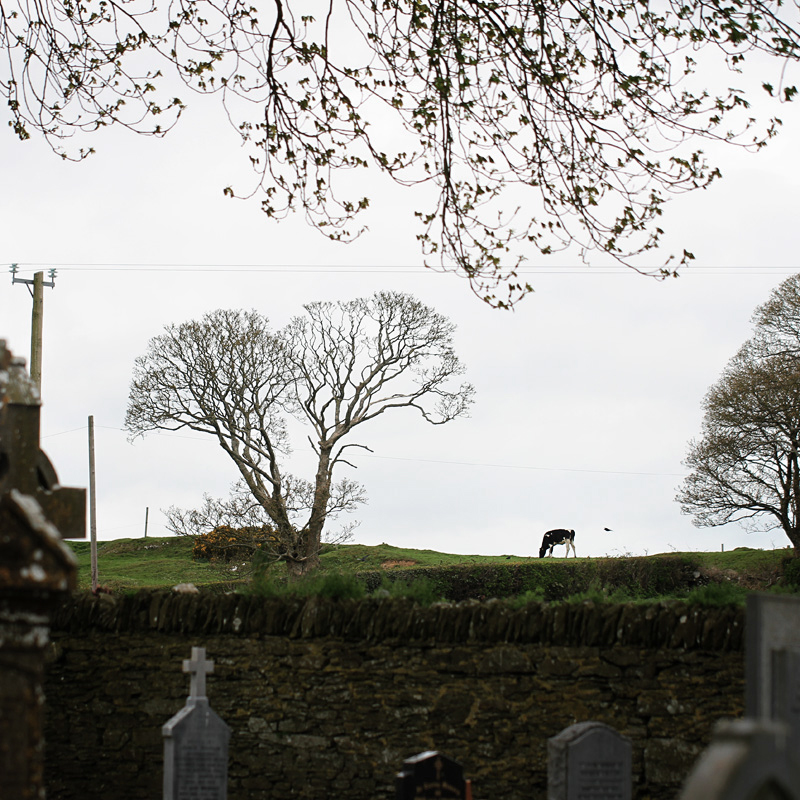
[{"x1": 539, "y1": 529, "x2": 577, "y2": 558}]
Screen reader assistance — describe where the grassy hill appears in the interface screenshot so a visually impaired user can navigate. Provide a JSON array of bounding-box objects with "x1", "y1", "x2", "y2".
[{"x1": 64, "y1": 537, "x2": 793, "y2": 602}]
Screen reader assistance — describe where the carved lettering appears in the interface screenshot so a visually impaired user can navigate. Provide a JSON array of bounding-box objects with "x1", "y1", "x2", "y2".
[
  {"x1": 575, "y1": 759, "x2": 625, "y2": 800},
  {"x1": 175, "y1": 738, "x2": 227, "y2": 800}
]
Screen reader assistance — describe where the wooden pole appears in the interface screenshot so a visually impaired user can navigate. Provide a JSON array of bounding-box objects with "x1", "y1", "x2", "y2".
[
  {"x1": 88, "y1": 415, "x2": 98, "y2": 592},
  {"x1": 30, "y1": 271, "x2": 44, "y2": 391},
  {"x1": 144, "y1": 507, "x2": 149, "y2": 538}
]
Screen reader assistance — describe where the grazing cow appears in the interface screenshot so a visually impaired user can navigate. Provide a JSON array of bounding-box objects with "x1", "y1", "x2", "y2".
[{"x1": 539, "y1": 529, "x2": 577, "y2": 558}]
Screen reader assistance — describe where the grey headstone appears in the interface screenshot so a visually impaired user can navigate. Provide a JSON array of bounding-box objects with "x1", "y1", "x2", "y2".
[
  {"x1": 678, "y1": 718, "x2": 800, "y2": 800},
  {"x1": 746, "y1": 594, "x2": 800, "y2": 746},
  {"x1": 163, "y1": 648, "x2": 231, "y2": 800},
  {"x1": 548, "y1": 722, "x2": 632, "y2": 800},
  {"x1": 395, "y1": 751, "x2": 467, "y2": 800}
]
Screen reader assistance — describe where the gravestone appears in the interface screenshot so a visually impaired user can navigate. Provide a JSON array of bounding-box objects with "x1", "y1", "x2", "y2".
[
  {"x1": 163, "y1": 647, "x2": 231, "y2": 800},
  {"x1": 675, "y1": 595, "x2": 800, "y2": 800},
  {"x1": 548, "y1": 721, "x2": 632, "y2": 800},
  {"x1": 678, "y1": 718, "x2": 800, "y2": 800},
  {"x1": 395, "y1": 751, "x2": 471, "y2": 800},
  {"x1": 0, "y1": 341, "x2": 86, "y2": 799},
  {"x1": 745, "y1": 593, "x2": 800, "y2": 748}
]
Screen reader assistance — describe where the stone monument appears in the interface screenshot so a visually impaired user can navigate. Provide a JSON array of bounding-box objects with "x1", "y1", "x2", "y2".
[
  {"x1": 745, "y1": 593, "x2": 800, "y2": 748},
  {"x1": 548, "y1": 721, "x2": 632, "y2": 800},
  {"x1": 676, "y1": 593, "x2": 800, "y2": 800},
  {"x1": 679, "y1": 718, "x2": 800, "y2": 800},
  {"x1": 163, "y1": 646, "x2": 231, "y2": 800},
  {"x1": 0, "y1": 340, "x2": 86, "y2": 799},
  {"x1": 395, "y1": 751, "x2": 471, "y2": 800}
]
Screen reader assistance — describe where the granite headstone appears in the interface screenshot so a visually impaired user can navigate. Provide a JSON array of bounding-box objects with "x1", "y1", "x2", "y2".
[
  {"x1": 746, "y1": 593, "x2": 800, "y2": 747},
  {"x1": 163, "y1": 647, "x2": 231, "y2": 800},
  {"x1": 548, "y1": 721, "x2": 632, "y2": 800}
]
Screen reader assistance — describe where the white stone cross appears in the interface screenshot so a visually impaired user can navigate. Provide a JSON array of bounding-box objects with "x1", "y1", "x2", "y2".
[{"x1": 182, "y1": 646, "x2": 214, "y2": 699}]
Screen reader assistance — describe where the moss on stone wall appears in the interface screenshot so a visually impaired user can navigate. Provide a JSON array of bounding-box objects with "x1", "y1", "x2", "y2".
[{"x1": 44, "y1": 593, "x2": 745, "y2": 800}]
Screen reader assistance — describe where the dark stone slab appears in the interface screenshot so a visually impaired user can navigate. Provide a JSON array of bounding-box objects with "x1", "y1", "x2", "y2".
[{"x1": 396, "y1": 751, "x2": 467, "y2": 800}]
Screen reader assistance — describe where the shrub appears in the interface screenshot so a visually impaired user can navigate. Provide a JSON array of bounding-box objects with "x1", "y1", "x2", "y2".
[
  {"x1": 686, "y1": 581, "x2": 748, "y2": 607},
  {"x1": 192, "y1": 525, "x2": 277, "y2": 563},
  {"x1": 249, "y1": 569, "x2": 367, "y2": 600},
  {"x1": 506, "y1": 588, "x2": 546, "y2": 608},
  {"x1": 564, "y1": 583, "x2": 635, "y2": 604},
  {"x1": 783, "y1": 557, "x2": 800, "y2": 587},
  {"x1": 371, "y1": 575, "x2": 443, "y2": 606},
  {"x1": 350, "y1": 556, "x2": 706, "y2": 602}
]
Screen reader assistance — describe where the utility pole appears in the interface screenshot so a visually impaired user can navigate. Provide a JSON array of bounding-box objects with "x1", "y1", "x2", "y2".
[
  {"x1": 10, "y1": 264, "x2": 56, "y2": 393},
  {"x1": 144, "y1": 507, "x2": 149, "y2": 538},
  {"x1": 88, "y1": 415, "x2": 98, "y2": 593}
]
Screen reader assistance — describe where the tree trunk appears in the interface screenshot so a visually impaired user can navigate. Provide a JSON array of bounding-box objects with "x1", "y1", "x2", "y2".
[
  {"x1": 282, "y1": 522, "x2": 321, "y2": 579},
  {"x1": 288, "y1": 445, "x2": 334, "y2": 577},
  {"x1": 787, "y1": 526, "x2": 800, "y2": 555},
  {"x1": 284, "y1": 552, "x2": 321, "y2": 578}
]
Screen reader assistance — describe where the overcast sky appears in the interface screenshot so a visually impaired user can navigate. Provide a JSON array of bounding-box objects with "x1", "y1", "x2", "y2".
[{"x1": 1, "y1": 76, "x2": 799, "y2": 559}]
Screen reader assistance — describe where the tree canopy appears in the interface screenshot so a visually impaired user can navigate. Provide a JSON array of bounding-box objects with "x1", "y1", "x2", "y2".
[
  {"x1": 3, "y1": 0, "x2": 798, "y2": 304},
  {"x1": 677, "y1": 274, "x2": 800, "y2": 552},
  {"x1": 125, "y1": 292, "x2": 474, "y2": 574}
]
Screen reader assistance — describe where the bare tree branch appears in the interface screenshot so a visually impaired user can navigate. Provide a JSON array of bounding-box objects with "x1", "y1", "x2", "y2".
[
  {"x1": 3, "y1": 0, "x2": 799, "y2": 305},
  {"x1": 126, "y1": 292, "x2": 472, "y2": 574}
]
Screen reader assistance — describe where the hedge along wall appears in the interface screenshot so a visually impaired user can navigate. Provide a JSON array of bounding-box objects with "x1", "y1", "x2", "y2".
[
  {"x1": 354, "y1": 554, "x2": 709, "y2": 601},
  {"x1": 43, "y1": 593, "x2": 746, "y2": 800}
]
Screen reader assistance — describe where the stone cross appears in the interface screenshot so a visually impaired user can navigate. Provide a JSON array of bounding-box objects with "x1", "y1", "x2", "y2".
[
  {"x1": 674, "y1": 595, "x2": 800, "y2": 800},
  {"x1": 0, "y1": 340, "x2": 86, "y2": 800},
  {"x1": 0, "y1": 340, "x2": 86, "y2": 539},
  {"x1": 183, "y1": 647, "x2": 214, "y2": 700},
  {"x1": 164, "y1": 647, "x2": 230, "y2": 800},
  {"x1": 678, "y1": 718, "x2": 800, "y2": 800}
]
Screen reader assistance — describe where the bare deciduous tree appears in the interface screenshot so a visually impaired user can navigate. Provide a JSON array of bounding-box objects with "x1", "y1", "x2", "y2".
[
  {"x1": 3, "y1": 0, "x2": 799, "y2": 305},
  {"x1": 126, "y1": 292, "x2": 474, "y2": 575}
]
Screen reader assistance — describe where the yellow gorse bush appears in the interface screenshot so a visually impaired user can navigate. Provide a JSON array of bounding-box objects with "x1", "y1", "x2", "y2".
[{"x1": 192, "y1": 525, "x2": 278, "y2": 563}]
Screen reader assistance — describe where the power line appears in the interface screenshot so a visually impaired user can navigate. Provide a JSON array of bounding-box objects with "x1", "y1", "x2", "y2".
[
  {"x1": 41, "y1": 422, "x2": 686, "y2": 477},
  {"x1": 5, "y1": 262, "x2": 800, "y2": 273},
  {"x1": 357, "y1": 451, "x2": 686, "y2": 477},
  {"x1": 4, "y1": 263, "x2": 797, "y2": 280}
]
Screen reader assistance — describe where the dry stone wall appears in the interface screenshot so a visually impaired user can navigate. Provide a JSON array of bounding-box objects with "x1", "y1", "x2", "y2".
[{"x1": 44, "y1": 593, "x2": 745, "y2": 800}]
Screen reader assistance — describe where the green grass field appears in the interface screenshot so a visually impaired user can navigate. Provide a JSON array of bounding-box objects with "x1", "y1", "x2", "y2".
[{"x1": 64, "y1": 536, "x2": 790, "y2": 597}]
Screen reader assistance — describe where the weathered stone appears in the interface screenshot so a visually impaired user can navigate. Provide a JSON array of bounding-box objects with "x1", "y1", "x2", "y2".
[
  {"x1": 0, "y1": 341, "x2": 84, "y2": 800},
  {"x1": 677, "y1": 719, "x2": 800, "y2": 800},
  {"x1": 548, "y1": 721, "x2": 632, "y2": 800},
  {"x1": 746, "y1": 593, "x2": 800, "y2": 750},
  {"x1": 44, "y1": 595, "x2": 746, "y2": 800},
  {"x1": 643, "y1": 737, "x2": 704, "y2": 785},
  {"x1": 163, "y1": 647, "x2": 231, "y2": 800}
]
